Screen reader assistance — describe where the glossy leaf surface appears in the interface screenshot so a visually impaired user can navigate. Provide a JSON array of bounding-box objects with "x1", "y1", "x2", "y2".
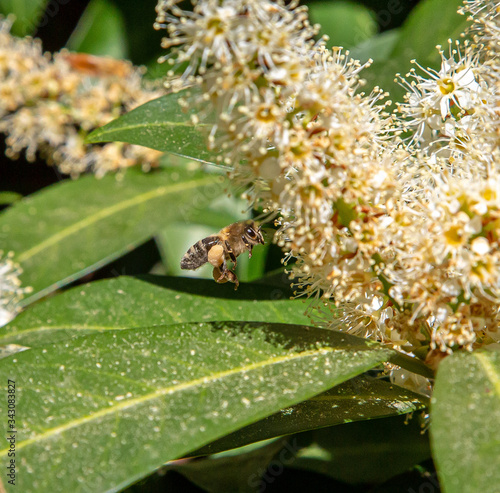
[
  {"x1": 195, "y1": 374, "x2": 429, "y2": 456},
  {"x1": 0, "y1": 276, "x2": 310, "y2": 347},
  {"x1": 86, "y1": 91, "x2": 216, "y2": 165},
  {"x1": 431, "y1": 350, "x2": 500, "y2": 493},
  {"x1": 0, "y1": 321, "x2": 393, "y2": 492},
  {"x1": 0, "y1": 167, "x2": 223, "y2": 303}
]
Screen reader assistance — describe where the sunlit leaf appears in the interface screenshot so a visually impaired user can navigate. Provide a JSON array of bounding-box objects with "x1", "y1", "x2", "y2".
[
  {"x1": 309, "y1": 0, "x2": 377, "y2": 49},
  {"x1": 0, "y1": 0, "x2": 48, "y2": 36},
  {"x1": 194, "y1": 374, "x2": 429, "y2": 456},
  {"x1": 0, "y1": 166, "x2": 224, "y2": 304},
  {"x1": 0, "y1": 191, "x2": 22, "y2": 205},
  {"x1": 65, "y1": 0, "x2": 127, "y2": 58},
  {"x1": 0, "y1": 276, "x2": 310, "y2": 347},
  {"x1": 86, "y1": 91, "x2": 217, "y2": 166},
  {"x1": 431, "y1": 350, "x2": 500, "y2": 493},
  {"x1": 0, "y1": 321, "x2": 393, "y2": 492},
  {"x1": 363, "y1": 0, "x2": 468, "y2": 99},
  {"x1": 390, "y1": 0, "x2": 467, "y2": 62}
]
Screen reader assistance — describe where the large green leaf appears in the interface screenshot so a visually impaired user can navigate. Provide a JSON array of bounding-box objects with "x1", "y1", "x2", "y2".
[
  {"x1": 0, "y1": 321, "x2": 393, "y2": 493},
  {"x1": 0, "y1": 276, "x2": 310, "y2": 347},
  {"x1": 0, "y1": 0, "x2": 48, "y2": 36},
  {"x1": 293, "y1": 414, "x2": 431, "y2": 485},
  {"x1": 194, "y1": 374, "x2": 429, "y2": 456},
  {"x1": 0, "y1": 166, "x2": 224, "y2": 303},
  {"x1": 65, "y1": 0, "x2": 128, "y2": 58},
  {"x1": 431, "y1": 350, "x2": 500, "y2": 493},
  {"x1": 1, "y1": 275, "x2": 432, "y2": 377},
  {"x1": 86, "y1": 91, "x2": 217, "y2": 165}
]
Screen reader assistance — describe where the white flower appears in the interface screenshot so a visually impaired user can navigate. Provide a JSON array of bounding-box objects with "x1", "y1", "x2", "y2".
[
  {"x1": 0, "y1": 252, "x2": 30, "y2": 327},
  {"x1": 424, "y1": 57, "x2": 481, "y2": 120},
  {"x1": 398, "y1": 41, "x2": 484, "y2": 146}
]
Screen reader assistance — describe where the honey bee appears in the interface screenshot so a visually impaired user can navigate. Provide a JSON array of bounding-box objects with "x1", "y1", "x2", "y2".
[{"x1": 180, "y1": 220, "x2": 265, "y2": 289}]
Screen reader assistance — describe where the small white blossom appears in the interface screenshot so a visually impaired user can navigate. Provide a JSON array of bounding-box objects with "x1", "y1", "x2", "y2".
[
  {"x1": 0, "y1": 20, "x2": 163, "y2": 177},
  {"x1": 0, "y1": 252, "x2": 30, "y2": 327}
]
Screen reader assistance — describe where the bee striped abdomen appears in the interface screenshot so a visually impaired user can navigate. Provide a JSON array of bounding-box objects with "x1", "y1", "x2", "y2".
[{"x1": 180, "y1": 236, "x2": 220, "y2": 270}]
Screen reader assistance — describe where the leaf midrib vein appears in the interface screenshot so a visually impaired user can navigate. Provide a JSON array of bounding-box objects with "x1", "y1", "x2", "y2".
[
  {"x1": 16, "y1": 176, "x2": 216, "y2": 263},
  {"x1": 90, "y1": 121, "x2": 211, "y2": 140},
  {"x1": 1, "y1": 347, "x2": 337, "y2": 455}
]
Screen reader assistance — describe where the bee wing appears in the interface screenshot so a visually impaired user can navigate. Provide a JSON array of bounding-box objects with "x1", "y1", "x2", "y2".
[{"x1": 180, "y1": 236, "x2": 221, "y2": 270}]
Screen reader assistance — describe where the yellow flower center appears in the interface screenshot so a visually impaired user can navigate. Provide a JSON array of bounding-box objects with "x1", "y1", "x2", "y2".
[
  {"x1": 438, "y1": 77, "x2": 456, "y2": 95},
  {"x1": 256, "y1": 105, "x2": 275, "y2": 123},
  {"x1": 444, "y1": 225, "x2": 465, "y2": 247},
  {"x1": 206, "y1": 17, "x2": 226, "y2": 35}
]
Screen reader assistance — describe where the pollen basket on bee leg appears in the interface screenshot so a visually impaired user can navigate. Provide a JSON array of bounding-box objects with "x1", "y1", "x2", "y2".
[{"x1": 208, "y1": 244, "x2": 225, "y2": 267}]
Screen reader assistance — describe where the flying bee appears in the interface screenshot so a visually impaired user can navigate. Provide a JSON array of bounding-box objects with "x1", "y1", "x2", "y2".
[{"x1": 180, "y1": 220, "x2": 265, "y2": 290}]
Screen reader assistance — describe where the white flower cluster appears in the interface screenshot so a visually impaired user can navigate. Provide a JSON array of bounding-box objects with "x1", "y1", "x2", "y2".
[
  {"x1": 0, "y1": 18, "x2": 163, "y2": 177},
  {"x1": 386, "y1": 0, "x2": 500, "y2": 362},
  {"x1": 156, "y1": 0, "x2": 500, "y2": 366}
]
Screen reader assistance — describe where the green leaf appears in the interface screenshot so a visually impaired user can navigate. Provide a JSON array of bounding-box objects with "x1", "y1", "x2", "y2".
[
  {"x1": 0, "y1": 276, "x2": 310, "y2": 347},
  {"x1": 166, "y1": 438, "x2": 287, "y2": 493},
  {"x1": 350, "y1": 28, "x2": 401, "y2": 64},
  {"x1": 0, "y1": 321, "x2": 393, "y2": 493},
  {"x1": 390, "y1": 0, "x2": 467, "y2": 63},
  {"x1": 65, "y1": 0, "x2": 128, "y2": 59},
  {"x1": 86, "y1": 91, "x2": 217, "y2": 166},
  {"x1": 294, "y1": 414, "x2": 431, "y2": 484},
  {"x1": 309, "y1": 0, "x2": 377, "y2": 49},
  {"x1": 431, "y1": 350, "x2": 500, "y2": 493},
  {"x1": 0, "y1": 166, "x2": 225, "y2": 304},
  {"x1": 235, "y1": 238, "x2": 269, "y2": 283},
  {"x1": 0, "y1": 0, "x2": 48, "y2": 36},
  {"x1": 0, "y1": 191, "x2": 22, "y2": 205},
  {"x1": 193, "y1": 374, "x2": 429, "y2": 456}
]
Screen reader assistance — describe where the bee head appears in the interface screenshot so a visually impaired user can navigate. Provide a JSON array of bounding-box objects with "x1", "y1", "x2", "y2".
[{"x1": 244, "y1": 221, "x2": 265, "y2": 245}]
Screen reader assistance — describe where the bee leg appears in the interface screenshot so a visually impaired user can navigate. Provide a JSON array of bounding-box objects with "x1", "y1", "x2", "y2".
[
  {"x1": 213, "y1": 263, "x2": 239, "y2": 289},
  {"x1": 242, "y1": 236, "x2": 253, "y2": 258},
  {"x1": 225, "y1": 241, "x2": 237, "y2": 267},
  {"x1": 218, "y1": 265, "x2": 239, "y2": 289},
  {"x1": 216, "y1": 256, "x2": 229, "y2": 282},
  {"x1": 217, "y1": 256, "x2": 233, "y2": 282},
  {"x1": 212, "y1": 266, "x2": 228, "y2": 284},
  {"x1": 225, "y1": 270, "x2": 239, "y2": 290}
]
